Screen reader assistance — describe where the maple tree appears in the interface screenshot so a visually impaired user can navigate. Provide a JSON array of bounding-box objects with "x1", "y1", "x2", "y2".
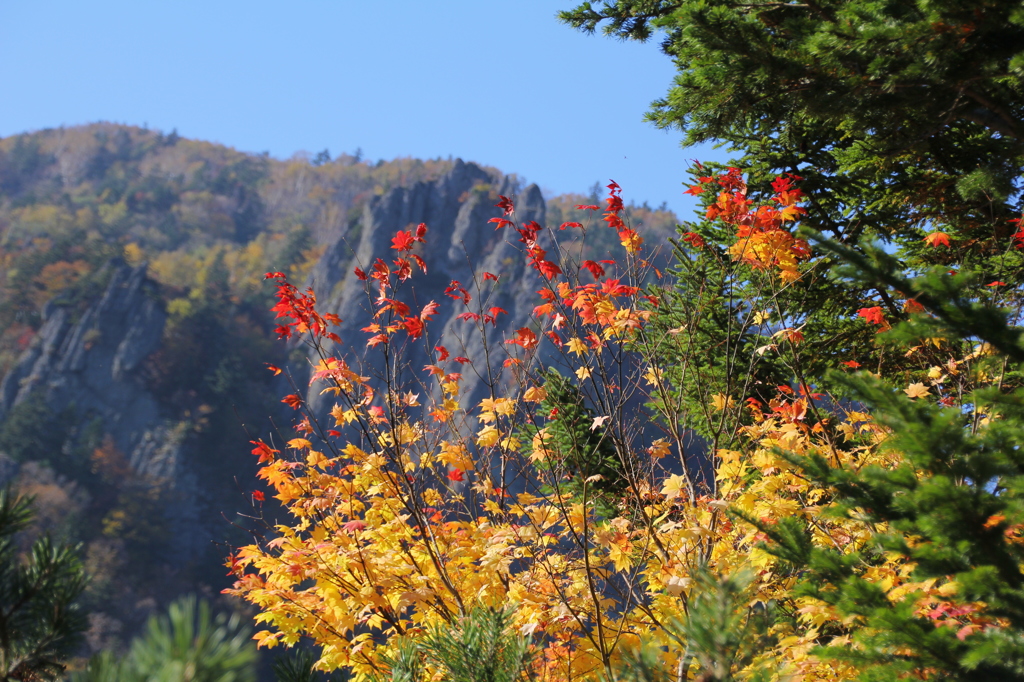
[{"x1": 223, "y1": 166, "x2": 1024, "y2": 682}]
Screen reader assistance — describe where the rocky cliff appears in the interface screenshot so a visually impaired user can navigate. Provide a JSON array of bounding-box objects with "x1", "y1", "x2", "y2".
[
  {"x1": 0, "y1": 261, "x2": 180, "y2": 479},
  {"x1": 306, "y1": 159, "x2": 550, "y2": 414}
]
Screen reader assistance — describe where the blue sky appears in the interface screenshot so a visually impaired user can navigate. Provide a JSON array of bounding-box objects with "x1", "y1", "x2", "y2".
[{"x1": 0, "y1": 1, "x2": 731, "y2": 218}]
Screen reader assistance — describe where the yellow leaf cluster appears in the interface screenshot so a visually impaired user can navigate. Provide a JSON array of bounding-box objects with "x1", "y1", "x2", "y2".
[{"x1": 230, "y1": 399, "x2": 935, "y2": 682}]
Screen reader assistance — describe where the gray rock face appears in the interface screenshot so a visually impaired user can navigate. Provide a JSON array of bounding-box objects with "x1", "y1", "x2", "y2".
[
  {"x1": 0, "y1": 262, "x2": 178, "y2": 480},
  {"x1": 305, "y1": 160, "x2": 550, "y2": 415}
]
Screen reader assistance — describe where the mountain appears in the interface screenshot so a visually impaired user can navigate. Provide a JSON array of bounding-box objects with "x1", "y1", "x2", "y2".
[{"x1": 0, "y1": 123, "x2": 680, "y2": 660}]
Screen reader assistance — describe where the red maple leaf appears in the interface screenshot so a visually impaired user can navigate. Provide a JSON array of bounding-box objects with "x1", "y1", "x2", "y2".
[
  {"x1": 392, "y1": 230, "x2": 415, "y2": 252},
  {"x1": 435, "y1": 345, "x2": 450, "y2": 361},
  {"x1": 393, "y1": 258, "x2": 412, "y2": 281},
  {"x1": 506, "y1": 327, "x2": 538, "y2": 350},
  {"x1": 682, "y1": 232, "x2": 706, "y2": 248},
  {"x1": 282, "y1": 394, "x2": 303, "y2": 410},
  {"x1": 447, "y1": 468, "x2": 465, "y2": 482},
  {"x1": 401, "y1": 316, "x2": 425, "y2": 338},
  {"x1": 482, "y1": 271, "x2": 499, "y2": 281},
  {"x1": 420, "y1": 300, "x2": 440, "y2": 320},
  {"x1": 444, "y1": 280, "x2": 470, "y2": 304},
  {"x1": 250, "y1": 440, "x2": 279, "y2": 463},
  {"x1": 581, "y1": 260, "x2": 605, "y2": 279},
  {"x1": 857, "y1": 306, "x2": 886, "y2": 325}
]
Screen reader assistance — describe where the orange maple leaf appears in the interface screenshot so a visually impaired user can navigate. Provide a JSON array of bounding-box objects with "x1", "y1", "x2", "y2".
[{"x1": 923, "y1": 231, "x2": 951, "y2": 248}]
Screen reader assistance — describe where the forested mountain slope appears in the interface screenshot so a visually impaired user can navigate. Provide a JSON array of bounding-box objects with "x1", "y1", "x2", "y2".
[{"x1": 0, "y1": 123, "x2": 679, "y2": 656}]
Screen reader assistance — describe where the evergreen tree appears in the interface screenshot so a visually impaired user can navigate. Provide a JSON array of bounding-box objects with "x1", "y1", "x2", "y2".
[
  {"x1": 0, "y1": 487, "x2": 86, "y2": 682},
  {"x1": 747, "y1": 249, "x2": 1024, "y2": 679},
  {"x1": 559, "y1": 0, "x2": 1024, "y2": 250},
  {"x1": 613, "y1": 570, "x2": 778, "y2": 682},
  {"x1": 376, "y1": 609, "x2": 530, "y2": 682},
  {"x1": 73, "y1": 595, "x2": 257, "y2": 682},
  {"x1": 272, "y1": 649, "x2": 347, "y2": 682},
  {"x1": 531, "y1": 369, "x2": 628, "y2": 511}
]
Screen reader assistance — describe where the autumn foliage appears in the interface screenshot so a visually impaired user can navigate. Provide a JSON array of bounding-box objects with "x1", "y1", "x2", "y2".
[{"x1": 227, "y1": 171, "x2": 1024, "y2": 682}]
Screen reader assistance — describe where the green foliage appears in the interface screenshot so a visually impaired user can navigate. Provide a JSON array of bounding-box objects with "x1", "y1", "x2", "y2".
[
  {"x1": 611, "y1": 569, "x2": 777, "y2": 682},
  {"x1": 738, "y1": 241, "x2": 1024, "y2": 678},
  {"x1": 533, "y1": 369, "x2": 628, "y2": 510},
  {"x1": 0, "y1": 392, "x2": 71, "y2": 466},
  {"x1": 72, "y1": 595, "x2": 257, "y2": 682},
  {"x1": 377, "y1": 608, "x2": 531, "y2": 682},
  {"x1": 0, "y1": 487, "x2": 86, "y2": 682},
  {"x1": 678, "y1": 570, "x2": 777, "y2": 682}
]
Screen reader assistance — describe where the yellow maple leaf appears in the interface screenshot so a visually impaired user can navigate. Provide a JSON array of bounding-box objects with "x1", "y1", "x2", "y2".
[
  {"x1": 567, "y1": 337, "x2": 588, "y2": 356},
  {"x1": 330, "y1": 404, "x2": 346, "y2": 426},
  {"x1": 661, "y1": 474, "x2": 688, "y2": 500},
  {"x1": 904, "y1": 382, "x2": 931, "y2": 399},
  {"x1": 647, "y1": 438, "x2": 671, "y2": 459},
  {"x1": 306, "y1": 451, "x2": 329, "y2": 468},
  {"x1": 476, "y1": 425, "x2": 500, "y2": 447},
  {"x1": 576, "y1": 366, "x2": 592, "y2": 381},
  {"x1": 710, "y1": 393, "x2": 735, "y2": 411},
  {"x1": 608, "y1": 541, "x2": 633, "y2": 572},
  {"x1": 523, "y1": 386, "x2": 547, "y2": 402},
  {"x1": 530, "y1": 428, "x2": 551, "y2": 462}
]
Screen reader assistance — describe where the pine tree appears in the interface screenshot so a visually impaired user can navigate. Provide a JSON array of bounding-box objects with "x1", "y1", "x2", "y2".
[
  {"x1": 560, "y1": 0, "x2": 1024, "y2": 250},
  {"x1": 751, "y1": 250, "x2": 1024, "y2": 679},
  {"x1": 612, "y1": 570, "x2": 778, "y2": 682},
  {"x1": 0, "y1": 487, "x2": 86, "y2": 682},
  {"x1": 531, "y1": 369, "x2": 628, "y2": 512},
  {"x1": 376, "y1": 609, "x2": 530, "y2": 682},
  {"x1": 73, "y1": 595, "x2": 257, "y2": 682}
]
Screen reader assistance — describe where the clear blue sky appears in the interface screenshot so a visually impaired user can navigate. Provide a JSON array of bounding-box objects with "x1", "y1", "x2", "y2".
[{"x1": 0, "y1": 1, "x2": 731, "y2": 218}]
